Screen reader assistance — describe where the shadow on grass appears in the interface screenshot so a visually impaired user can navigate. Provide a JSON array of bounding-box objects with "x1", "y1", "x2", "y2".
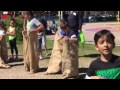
[
  {"x1": 78, "y1": 54, "x2": 99, "y2": 58},
  {"x1": 43, "y1": 56, "x2": 51, "y2": 60},
  {"x1": 41, "y1": 48, "x2": 52, "y2": 51},
  {"x1": 79, "y1": 68, "x2": 88, "y2": 79},
  {"x1": 8, "y1": 55, "x2": 23, "y2": 56},
  {"x1": 10, "y1": 63, "x2": 24, "y2": 67},
  {"x1": 46, "y1": 48, "x2": 53, "y2": 51},
  {"x1": 37, "y1": 68, "x2": 47, "y2": 72},
  {"x1": 7, "y1": 58, "x2": 23, "y2": 63}
]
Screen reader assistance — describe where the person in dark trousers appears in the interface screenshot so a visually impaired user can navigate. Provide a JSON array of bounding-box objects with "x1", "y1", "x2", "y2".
[
  {"x1": 78, "y1": 11, "x2": 84, "y2": 31},
  {"x1": 68, "y1": 11, "x2": 79, "y2": 36},
  {"x1": 6, "y1": 18, "x2": 18, "y2": 60},
  {"x1": 63, "y1": 11, "x2": 69, "y2": 22}
]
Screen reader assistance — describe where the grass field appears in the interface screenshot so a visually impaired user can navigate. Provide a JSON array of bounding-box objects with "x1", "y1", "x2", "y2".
[
  {"x1": 2, "y1": 38, "x2": 120, "y2": 79},
  {"x1": 7, "y1": 39, "x2": 120, "y2": 58}
]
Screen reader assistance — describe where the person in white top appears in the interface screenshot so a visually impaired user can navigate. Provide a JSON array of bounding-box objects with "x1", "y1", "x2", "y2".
[
  {"x1": 0, "y1": 21, "x2": 11, "y2": 68},
  {"x1": 22, "y1": 11, "x2": 44, "y2": 74}
]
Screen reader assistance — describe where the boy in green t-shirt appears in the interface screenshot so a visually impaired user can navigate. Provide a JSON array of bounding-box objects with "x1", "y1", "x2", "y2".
[{"x1": 85, "y1": 30, "x2": 120, "y2": 79}]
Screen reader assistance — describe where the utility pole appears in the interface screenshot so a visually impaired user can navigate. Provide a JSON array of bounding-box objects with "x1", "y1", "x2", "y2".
[
  {"x1": 58, "y1": 11, "x2": 63, "y2": 21},
  {"x1": 61, "y1": 11, "x2": 63, "y2": 20},
  {"x1": 58, "y1": 11, "x2": 61, "y2": 21},
  {"x1": 0, "y1": 11, "x2": 3, "y2": 21},
  {"x1": 49, "y1": 11, "x2": 50, "y2": 21},
  {"x1": 118, "y1": 11, "x2": 120, "y2": 30}
]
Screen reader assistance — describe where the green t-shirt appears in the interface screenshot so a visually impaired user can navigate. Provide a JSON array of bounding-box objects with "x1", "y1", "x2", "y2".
[
  {"x1": 86, "y1": 55, "x2": 120, "y2": 79},
  {"x1": 8, "y1": 26, "x2": 16, "y2": 40}
]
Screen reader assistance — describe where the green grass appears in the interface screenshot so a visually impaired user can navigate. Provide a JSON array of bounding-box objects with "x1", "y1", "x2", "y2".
[
  {"x1": 7, "y1": 39, "x2": 54, "y2": 57},
  {"x1": 7, "y1": 39, "x2": 120, "y2": 58},
  {"x1": 46, "y1": 39, "x2": 54, "y2": 49},
  {"x1": 78, "y1": 44, "x2": 120, "y2": 57}
]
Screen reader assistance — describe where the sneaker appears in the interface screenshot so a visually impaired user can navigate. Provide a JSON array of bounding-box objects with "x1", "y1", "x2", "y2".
[
  {"x1": 39, "y1": 56, "x2": 43, "y2": 60},
  {"x1": 9, "y1": 57, "x2": 14, "y2": 61}
]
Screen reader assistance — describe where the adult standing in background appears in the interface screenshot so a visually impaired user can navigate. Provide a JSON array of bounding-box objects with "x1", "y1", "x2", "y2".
[
  {"x1": 67, "y1": 11, "x2": 79, "y2": 36},
  {"x1": 78, "y1": 11, "x2": 84, "y2": 31}
]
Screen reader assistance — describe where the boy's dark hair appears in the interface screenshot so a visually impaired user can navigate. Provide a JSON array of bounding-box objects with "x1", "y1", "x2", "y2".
[
  {"x1": 60, "y1": 19, "x2": 69, "y2": 30},
  {"x1": 22, "y1": 11, "x2": 33, "y2": 16},
  {"x1": 94, "y1": 29, "x2": 115, "y2": 48}
]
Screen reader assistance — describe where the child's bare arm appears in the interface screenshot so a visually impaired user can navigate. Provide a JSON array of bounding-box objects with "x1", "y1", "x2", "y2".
[
  {"x1": 7, "y1": 31, "x2": 16, "y2": 36},
  {"x1": 7, "y1": 28, "x2": 16, "y2": 36},
  {"x1": 29, "y1": 24, "x2": 44, "y2": 33},
  {"x1": 0, "y1": 35, "x2": 3, "y2": 41},
  {"x1": 69, "y1": 38, "x2": 77, "y2": 42}
]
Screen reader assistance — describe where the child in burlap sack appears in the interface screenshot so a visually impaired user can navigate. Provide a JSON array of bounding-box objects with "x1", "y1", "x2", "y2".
[
  {"x1": 0, "y1": 21, "x2": 11, "y2": 68},
  {"x1": 22, "y1": 11, "x2": 44, "y2": 74},
  {"x1": 45, "y1": 20, "x2": 79, "y2": 79}
]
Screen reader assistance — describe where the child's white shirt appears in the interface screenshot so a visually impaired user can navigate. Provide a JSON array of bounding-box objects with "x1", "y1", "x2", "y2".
[{"x1": 0, "y1": 30, "x2": 5, "y2": 36}]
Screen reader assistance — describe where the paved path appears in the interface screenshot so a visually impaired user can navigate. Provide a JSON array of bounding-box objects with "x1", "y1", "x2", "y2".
[
  {"x1": 83, "y1": 22, "x2": 120, "y2": 45},
  {"x1": 47, "y1": 22, "x2": 120, "y2": 45}
]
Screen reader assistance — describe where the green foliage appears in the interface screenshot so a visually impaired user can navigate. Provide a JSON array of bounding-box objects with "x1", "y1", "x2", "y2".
[
  {"x1": 3, "y1": 17, "x2": 11, "y2": 27},
  {"x1": 14, "y1": 39, "x2": 120, "y2": 58},
  {"x1": 15, "y1": 16, "x2": 24, "y2": 42},
  {"x1": 46, "y1": 39, "x2": 54, "y2": 49}
]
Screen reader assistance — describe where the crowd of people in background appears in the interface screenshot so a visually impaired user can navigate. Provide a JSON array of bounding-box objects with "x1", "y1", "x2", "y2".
[{"x1": 0, "y1": 11, "x2": 120, "y2": 79}]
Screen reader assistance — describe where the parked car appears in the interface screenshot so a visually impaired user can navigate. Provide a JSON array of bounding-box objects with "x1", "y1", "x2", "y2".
[{"x1": 88, "y1": 15, "x2": 116, "y2": 22}]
